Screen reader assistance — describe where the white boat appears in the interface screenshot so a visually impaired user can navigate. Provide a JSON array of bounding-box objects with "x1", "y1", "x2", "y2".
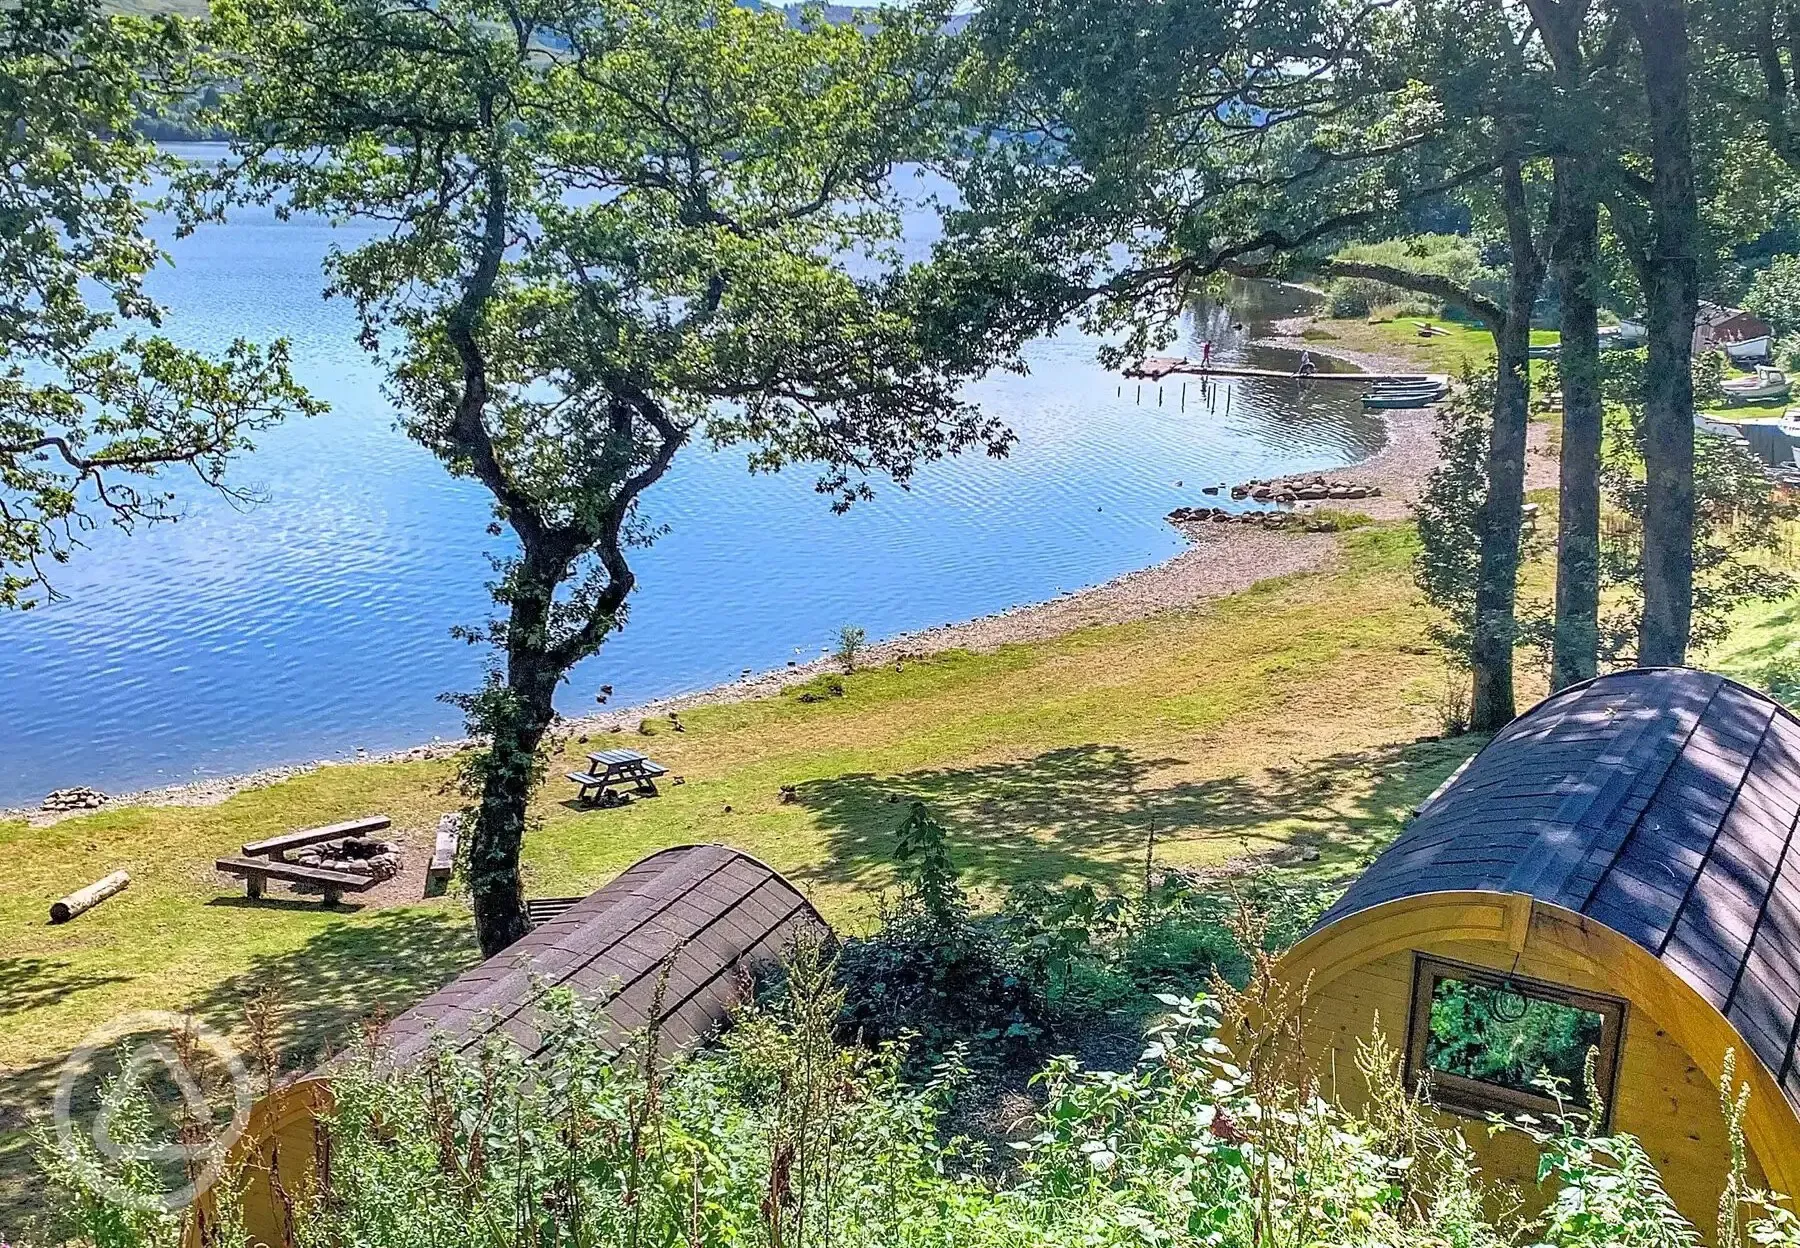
[
  {"x1": 1611, "y1": 319, "x2": 1647, "y2": 345},
  {"x1": 1722, "y1": 366, "x2": 1792, "y2": 403},
  {"x1": 1725, "y1": 336, "x2": 1774, "y2": 363},
  {"x1": 1695, "y1": 414, "x2": 1747, "y2": 439}
]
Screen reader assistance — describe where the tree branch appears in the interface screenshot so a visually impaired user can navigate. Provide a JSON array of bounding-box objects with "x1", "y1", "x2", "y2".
[{"x1": 1312, "y1": 259, "x2": 1505, "y2": 332}]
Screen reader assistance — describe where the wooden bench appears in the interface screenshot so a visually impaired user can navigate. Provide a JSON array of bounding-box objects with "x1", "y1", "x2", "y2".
[
  {"x1": 215, "y1": 856, "x2": 380, "y2": 906},
  {"x1": 242, "y1": 815, "x2": 391, "y2": 860},
  {"x1": 424, "y1": 815, "x2": 458, "y2": 898},
  {"x1": 568, "y1": 751, "x2": 668, "y2": 804}
]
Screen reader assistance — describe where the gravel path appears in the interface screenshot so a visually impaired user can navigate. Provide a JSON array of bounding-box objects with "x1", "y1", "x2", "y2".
[{"x1": 8, "y1": 331, "x2": 1525, "y2": 823}]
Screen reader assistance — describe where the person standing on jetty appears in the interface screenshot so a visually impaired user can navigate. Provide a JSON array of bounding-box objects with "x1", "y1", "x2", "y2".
[{"x1": 1200, "y1": 340, "x2": 1213, "y2": 370}]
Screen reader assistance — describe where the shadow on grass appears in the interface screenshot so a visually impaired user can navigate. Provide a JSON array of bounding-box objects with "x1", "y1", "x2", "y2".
[
  {"x1": 1723, "y1": 600, "x2": 1800, "y2": 668},
  {"x1": 0, "y1": 957, "x2": 133, "y2": 1017},
  {"x1": 203, "y1": 895, "x2": 370, "y2": 914},
  {"x1": 185, "y1": 907, "x2": 478, "y2": 1070},
  {"x1": 790, "y1": 737, "x2": 1482, "y2": 895}
]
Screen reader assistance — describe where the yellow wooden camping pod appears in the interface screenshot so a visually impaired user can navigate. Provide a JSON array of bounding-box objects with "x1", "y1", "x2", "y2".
[{"x1": 1270, "y1": 668, "x2": 1800, "y2": 1227}]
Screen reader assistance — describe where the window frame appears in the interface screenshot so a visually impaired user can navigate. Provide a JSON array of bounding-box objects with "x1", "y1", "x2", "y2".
[{"x1": 1403, "y1": 952, "x2": 1626, "y2": 1128}]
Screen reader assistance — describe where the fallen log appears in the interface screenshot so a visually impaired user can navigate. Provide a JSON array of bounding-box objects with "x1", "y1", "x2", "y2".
[{"x1": 50, "y1": 870, "x2": 130, "y2": 924}]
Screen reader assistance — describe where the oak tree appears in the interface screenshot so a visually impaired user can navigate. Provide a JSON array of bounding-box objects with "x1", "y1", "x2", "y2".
[
  {"x1": 201, "y1": 0, "x2": 1023, "y2": 954},
  {"x1": 1, "y1": 0, "x2": 315, "y2": 609}
]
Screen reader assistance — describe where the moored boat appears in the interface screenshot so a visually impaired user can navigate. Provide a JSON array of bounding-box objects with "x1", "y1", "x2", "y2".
[
  {"x1": 1722, "y1": 366, "x2": 1792, "y2": 404},
  {"x1": 1725, "y1": 336, "x2": 1774, "y2": 364},
  {"x1": 1363, "y1": 385, "x2": 1449, "y2": 408}
]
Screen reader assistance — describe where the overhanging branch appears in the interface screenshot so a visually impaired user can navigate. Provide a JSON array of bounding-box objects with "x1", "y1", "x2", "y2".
[{"x1": 1311, "y1": 259, "x2": 1505, "y2": 332}]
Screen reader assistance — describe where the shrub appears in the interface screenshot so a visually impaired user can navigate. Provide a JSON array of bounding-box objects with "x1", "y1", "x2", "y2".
[
  {"x1": 835, "y1": 805, "x2": 1056, "y2": 1065},
  {"x1": 833, "y1": 624, "x2": 867, "y2": 673},
  {"x1": 1325, "y1": 233, "x2": 1502, "y2": 322},
  {"x1": 1324, "y1": 276, "x2": 1381, "y2": 318},
  {"x1": 1412, "y1": 367, "x2": 1491, "y2": 666},
  {"x1": 41, "y1": 931, "x2": 1789, "y2": 1248},
  {"x1": 1746, "y1": 254, "x2": 1800, "y2": 335},
  {"x1": 793, "y1": 672, "x2": 846, "y2": 702},
  {"x1": 832, "y1": 805, "x2": 1338, "y2": 1075}
]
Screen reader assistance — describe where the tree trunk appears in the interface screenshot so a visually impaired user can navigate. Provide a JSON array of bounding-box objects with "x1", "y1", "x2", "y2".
[
  {"x1": 1470, "y1": 159, "x2": 1545, "y2": 732},
  {"x1": 1472, "y1": 308, "x2": 1534, "y2": 730},
  {"x1": 468, "y1": 550, "x2": 566, "y2": 957},
  {"x1": 1550, "y1": 155, "x2": 1603, "y2": 689},
  {"x1": 1629, "y1": 0, "x2": 1699, "y2": 667}
]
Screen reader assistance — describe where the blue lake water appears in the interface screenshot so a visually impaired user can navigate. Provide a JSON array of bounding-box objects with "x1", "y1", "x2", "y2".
[{"x1": 0, "y1": 158, "x2": 1387, "y2": 805}]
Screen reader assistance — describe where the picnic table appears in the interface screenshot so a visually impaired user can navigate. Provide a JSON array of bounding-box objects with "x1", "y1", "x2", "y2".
[
  {"x1": 214, "y1": 856, "x2": 378, "y2": 906},
  {"x1": 216, "y1": 814, "x2": 392, "y2": 906},
  {"x1": 567, "y1": 748, "x2": 668, "y2": 805}
]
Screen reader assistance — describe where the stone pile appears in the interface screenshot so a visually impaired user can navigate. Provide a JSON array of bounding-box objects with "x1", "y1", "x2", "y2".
[
  {"x1": 41, "y1": 787, "x2": 108, "y2": 813},
  {"x1": 1167, "y1": 506, "x2": 1351, "y2": 533},
  {"x1": 293, "y1": 836, "x2": 404, "y2": 882},
  {"x1": 1215, "y1": 473, "x2": 1381, "y2": 504}
]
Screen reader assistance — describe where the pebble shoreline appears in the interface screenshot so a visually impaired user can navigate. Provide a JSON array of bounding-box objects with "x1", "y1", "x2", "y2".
[{"x1": 6, "y1": 333, "x2": 1544, "y2": 825}]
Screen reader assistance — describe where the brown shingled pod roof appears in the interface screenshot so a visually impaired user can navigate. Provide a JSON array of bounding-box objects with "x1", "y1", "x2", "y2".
[
  {"x1": 376, "y1": 843, "x2": 827, "y2": 1067},
  {"x1": 1319, "y1": 668, "x2": 1800, "y2": 1106}
]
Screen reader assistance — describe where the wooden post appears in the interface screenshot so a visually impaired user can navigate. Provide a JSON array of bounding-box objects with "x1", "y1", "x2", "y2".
[
  {"x1": 50, "y1": 870, "x2": 130, "y2": 923},
  {"x1": 247, "y1": 873, "x2": 265, "y2": 900}
]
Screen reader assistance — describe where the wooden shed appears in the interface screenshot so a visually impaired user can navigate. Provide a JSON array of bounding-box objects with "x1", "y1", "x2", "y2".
[
  {"x1": 1272, "y1": 668, "x2": 1800, "y2": 1225},
  {"x1": 205, "y1": 844, "x2": 826, "y2": 1248}
]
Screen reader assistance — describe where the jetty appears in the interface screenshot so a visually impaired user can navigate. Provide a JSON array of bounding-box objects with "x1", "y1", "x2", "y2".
[{"x1": 1126, "y1": 355, "x2": 1446, "y2": 383}]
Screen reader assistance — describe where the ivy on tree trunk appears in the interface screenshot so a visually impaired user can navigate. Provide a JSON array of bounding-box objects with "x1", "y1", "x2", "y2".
[{"x1": 1314, "y1": 152, "x2": 1545, "y2": 731}]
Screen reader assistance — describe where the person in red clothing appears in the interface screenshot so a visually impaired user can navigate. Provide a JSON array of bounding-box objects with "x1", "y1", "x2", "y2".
[{"x1": 1200, "y1": 339, "x2": 1213, "y2": 370}]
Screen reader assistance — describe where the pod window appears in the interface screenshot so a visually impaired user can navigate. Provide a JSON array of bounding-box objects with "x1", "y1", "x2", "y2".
[{"x1": 1404, "y1": 954, "x2": 1624, "y2": 1126}]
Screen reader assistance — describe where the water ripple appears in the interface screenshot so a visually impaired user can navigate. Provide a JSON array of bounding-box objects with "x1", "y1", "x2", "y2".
[{"x1": 0, "y1": 180, "x2": 1385, "y2": 804}]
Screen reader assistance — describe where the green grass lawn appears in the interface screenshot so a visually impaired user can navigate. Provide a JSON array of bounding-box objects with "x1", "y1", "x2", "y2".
[
  {"x1": 1700, "y1": 398, "x2": 1791, "y2": 418},
  {"x1": 1298, "y1": 315, "x2": 1559, "y2": 377},
  {"x1": 0, "y1": 526, "x2": 1487, "y2": 1228}
]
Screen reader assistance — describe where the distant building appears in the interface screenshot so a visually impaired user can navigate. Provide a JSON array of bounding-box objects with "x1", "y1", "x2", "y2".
[{"x1": 1694, "y1": 301, "x2": 1774, "y2": 360}]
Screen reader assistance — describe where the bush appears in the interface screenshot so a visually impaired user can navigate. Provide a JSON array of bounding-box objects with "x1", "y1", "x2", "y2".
[
  {"x1": 1746, "y1": 254, "x2": 1800, "y2": 335},
  {"x1": 1324, "y1": 276, "x2": 1381, "y2": 318},
  {"x1": 833, "y1": 624, "x2": 866, "y2": 673},
  {"x1": 1325, "y1": 233, "x2": 1502, "y2": 322},
  {"x1": 1412, "y1": 367, "x2": 1492, "y2": 666},
  {"x1": 42, "y1": 912, "x2": 1791, "y2": 1248},
  {"x1": 832, "y1": 802, "x2": 1337, "y2": 1073},
  {"x1": 835, "y1": 805, "x2": 1056, "y2": 1064},
  {"x1": 793, "y1": 672, "x2": 846, "y2": 702}
]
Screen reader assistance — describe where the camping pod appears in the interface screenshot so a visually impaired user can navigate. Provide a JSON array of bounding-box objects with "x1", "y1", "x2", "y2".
[
  {"x1": 1271, "y1": 668, "x2": 1800, "y2": 1226},
  {"x1": 193, "y1": 844, "x2": 827, "y2": 1248}
]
